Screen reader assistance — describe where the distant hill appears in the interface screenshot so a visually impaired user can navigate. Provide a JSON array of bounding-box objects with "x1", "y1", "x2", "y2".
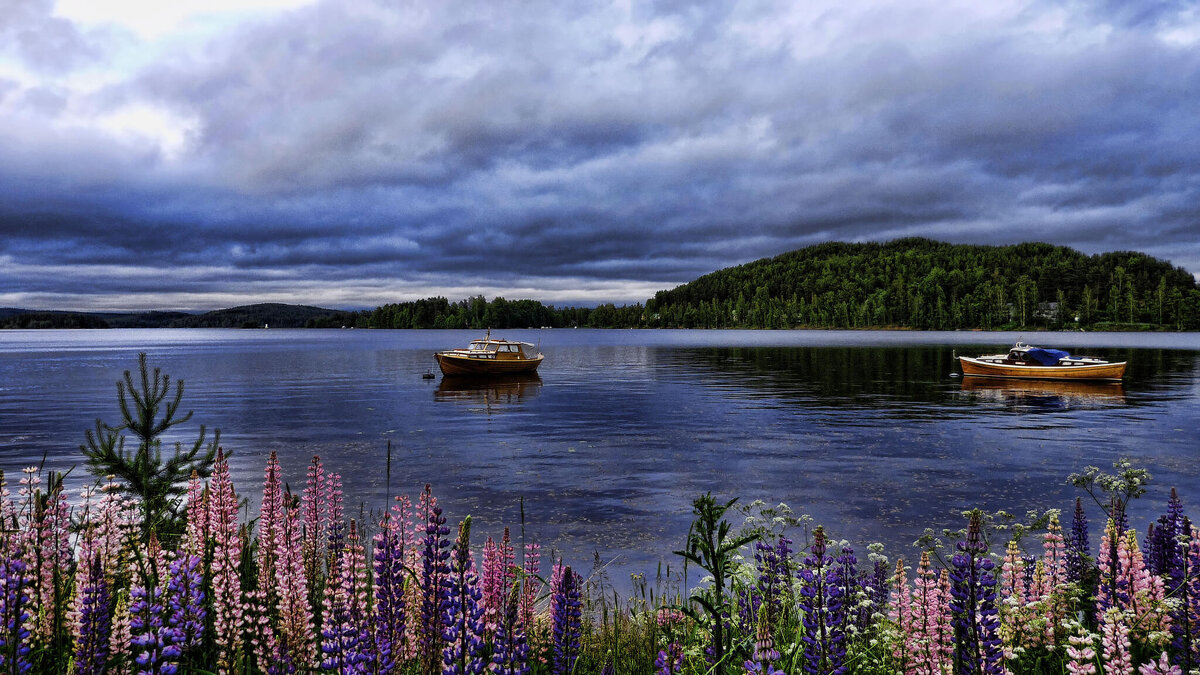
[
  {"x1": 644, "y1": 238, "x2": 1200, "y2": 329},
  {"x1": 0, "y1": 304, "x2": 350, "y2": 329},
  {"x1": 167, "y1": 303, "x2": 349, "y2": 328}
]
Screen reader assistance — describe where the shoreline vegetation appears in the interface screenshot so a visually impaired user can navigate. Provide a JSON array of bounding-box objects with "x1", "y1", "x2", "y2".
[
  {"x1": 4, "y1": 450, "x2": 1197, "y2": 673},
  {"x1": 6, "y1": 239, "x2": 1200, "y2": 331},
  {"x1": 2, "y1": 356, "x2": 1199, "y2": 674}
]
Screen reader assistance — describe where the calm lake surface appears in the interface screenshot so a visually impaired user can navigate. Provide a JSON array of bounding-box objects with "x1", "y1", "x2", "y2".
[{"x1": 1, "y1": 329, "x2": 1198, "y2": 587}]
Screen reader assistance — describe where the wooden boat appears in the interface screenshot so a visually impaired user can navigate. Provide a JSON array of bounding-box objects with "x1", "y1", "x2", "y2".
[
  {"x1": 434, "y1": 331, "x2": 544, "y2": 376},
  {"x1": 958, "y1": 342, "x2": 1125, "y2": 381}
]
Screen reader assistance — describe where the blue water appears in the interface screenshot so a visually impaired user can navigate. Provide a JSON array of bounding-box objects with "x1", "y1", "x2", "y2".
[{"x1": 1, "y1": 329, "x2": 1197, "y2": 586}]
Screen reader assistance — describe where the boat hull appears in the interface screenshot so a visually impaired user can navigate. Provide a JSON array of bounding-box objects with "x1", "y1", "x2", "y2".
[
  {"x1": 435, "y1": 352, "x2": 543, "y2": 376},
  {"x1": 959, "y1": 356, "x2": 1125, "y2": 381}
]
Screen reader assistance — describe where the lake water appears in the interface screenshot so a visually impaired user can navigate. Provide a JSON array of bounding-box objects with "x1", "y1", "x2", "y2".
[{"x1": 1, "y1": 329, "x2": 1198, "y2": 588}]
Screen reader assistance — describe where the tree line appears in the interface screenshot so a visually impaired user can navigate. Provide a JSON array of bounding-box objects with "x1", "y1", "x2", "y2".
[{"x1": 340, "y1": 239, "x2": 1200, "y2": 330}]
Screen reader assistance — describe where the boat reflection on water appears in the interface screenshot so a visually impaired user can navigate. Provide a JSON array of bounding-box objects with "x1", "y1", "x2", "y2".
[
  {"x1": 959, "y1": 376, "x2": 1125, "y2": 409},
  {"x1": 434, "y1": 373, "x2": 542, "y2": 408}
]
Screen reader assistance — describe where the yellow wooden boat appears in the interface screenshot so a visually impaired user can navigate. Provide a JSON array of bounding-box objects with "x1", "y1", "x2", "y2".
[
  {"x1": 958, "y1": 342, "x2": 1125, "y2": 381},
  {"x1": 434, "y1": 331, "x2": 544, "y2": 376}
]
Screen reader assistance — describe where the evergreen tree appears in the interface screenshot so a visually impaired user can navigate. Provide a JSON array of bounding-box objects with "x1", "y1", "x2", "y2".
[{"x1": 80, "y1": 352, "x2": 220, "y2": 538}]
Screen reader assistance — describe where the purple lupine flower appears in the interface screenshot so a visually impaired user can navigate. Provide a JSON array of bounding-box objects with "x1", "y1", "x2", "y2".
[
  {"x1": 655, "y1": 642, "x2": 683, "y2": 675},
  {"x1": 948, "y1": 512, "x2": 1003, "y2": 675},
  {"x1": 1169, "y1": 519, "x2": 1199, "y2": 671},
  {"x1": 1146, "y1": 488, "x2": 1186, "y2": 583},
  {"x1": 550, "y1": 565, "x2": 582, "y2": 675},
  {"x1": 758, "y1": 536, "x2": 793, "y2": 623},
  {"x1": 74, "y1": 554, "x2": 112, "y2": 675},
  {"x1": 372, "y1": 521, "x2": 406, "y2": 674},
  {"x1": 492, "y1": 587, "x2": 530, "y2": 675},
  {"x1": 1066, "y1": 497, "x2": 1090, "y2": 585},
  {"x1": 797, "y1": 526, "x2": 846, "y2": 675},
  {"x1": 418, "y1": 485, "x2": 451, "y2": 675},
  {"x1": 165, "y1": 553, "x2": 205, "y2": 657},
  {"x1": 321, "y1": 529, "x2": 371, "y2": 675},
  {"x1": 0, "y1": 549, "x2": 32, "y2": 674},
  {"x1": 857, "y1": 558, "x2": 889, "y2": 631},
  {"x1": 129, "y1": 562, "x2": 182, "y2": 675},
  {"x1": 835, "y1": 543, "x2": 863, "y2": 637},
  {"x1": 442, "y1": 517, "x2": 487, "y2": 675}
]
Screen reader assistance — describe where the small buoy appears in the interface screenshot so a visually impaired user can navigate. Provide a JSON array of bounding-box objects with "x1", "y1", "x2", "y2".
[
  {"x1": 949, "y1": 372, "x2": 960, "y2": 378},
  {"x1": 422, "y1": 371, "x2": 435, "y2": 380}
]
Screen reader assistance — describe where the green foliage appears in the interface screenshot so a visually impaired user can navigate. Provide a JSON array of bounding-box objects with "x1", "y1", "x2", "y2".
[
  {"x1": 645, "y1": 238, "x2": 1200, "y2": 330},
  {"x1": 80, "y1": 352, "x2": 220, "y2": 537},
  {"x1": 1067, "y1": 457, "x2": 1151, "y2": 524},
  {"x1": 673, "y1": 493, "x2": 759, "y2": 671}
]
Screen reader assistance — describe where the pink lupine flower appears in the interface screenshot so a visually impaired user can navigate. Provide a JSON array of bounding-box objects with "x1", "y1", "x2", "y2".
[
  {"x1": 1138, "y1": 651, "x2": 1183, "y2": 675},
  {"x1": 1065, "y1": 632, "x2": 1097, "y2": 675},
  {"x1": 1106, "y1": 528, "x2": 1171, "y2": 642},
  {"x1": 257, "y1": 451, "x2": 285, "y2": 592},
  {"x1": 245, "y1": 587, "x2": 282, "y2": 673},
  {"x1": 911, "y1": 551, "x2": 952, "y2": 675},
  {"x1": 481, "y1": 529, "x2": 515, "y2": 639},
  {"x1": 208, "y1": 449, "x2": 245, "y2": 672},
  {"x1": 1040, "y1": 513, "x2": 1067, "y2": 593},
  {"x1": 1000, "y1": 538, "x2": 1027, "y2": 604},
  {"x1": 302, "y1": 455, "x2": 327, "y2": 585},
  {"x1": 183, "y1": 470, "x2": 208, "y2": 556},
  {"x1": 1100, "y1": 607, "x2": 1135, "y2": 675},
  {"x1": 276, "y1": 489, "x2": 315, "y2": 669},
  {"x1": 888, "y1": 559, "x2": 915, "y2": 672}
]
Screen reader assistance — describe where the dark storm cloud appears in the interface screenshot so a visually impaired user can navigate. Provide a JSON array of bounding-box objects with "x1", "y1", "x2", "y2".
[{"x1": 2, "y1": 0, "x2": 1199, "y2": 309}]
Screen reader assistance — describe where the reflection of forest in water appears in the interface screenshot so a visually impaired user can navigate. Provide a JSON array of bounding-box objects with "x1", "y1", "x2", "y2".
[{"x1": 668, "y1": 346, "x2": 1197, "y2": 416}]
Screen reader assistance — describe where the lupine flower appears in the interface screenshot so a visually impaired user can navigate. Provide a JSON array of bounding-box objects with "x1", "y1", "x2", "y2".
[
  {"x1": 911, "y1": 550, "x2": 952, "y2": 675},
  {"x1": 1145, "y1": 488, "x2": 1186, "y2": 580},
  {"x1": 520, "y1": 543, "x2": 541, "y2": 630},
  {"x1": 743, "y1": 603, "x2": 781, "y2": 675},
  {"x1": 481, "y1": 528, "x2": 516, "y2": 639},
  {"x1": 442, "y1": 517, "x2": 487, "y2": 675},
  {"x1": 1100, "y1": 606, "x2": 1134, "y2": 675},
  {"x1": 276, "y1": 491, "x2": 315, "y2": 670},
  {"x1": 1067, "y1": 497, "x2": 1091, "y2": 586},
  {"x1": 948, "y1": 512, "x2": 1003, "y2": 675},
  {"x1": 889, "y1": 559, "x2": 915, "y2": 672},
  {"x1": 797, "y1": 526, "x2": 847, "y2": 675},
  {"x1": 1139, "y1": 651, "x2": 1183, "y2": 675},
  {"x1": 257, "y1": 451, "x2": 285, "y2": 594},
  {"x1": 321, "y1": 521, "x2": 371, "y2": 674},
  {"x1": 129, "y1": 557, "x2": 181, "y2": 675},
  {"x1": 1040, "y1": 513, "x2": 1067, "y2": 594},
  {"x1": 655, "y1": 642, "x2": 683, "y2": 675},
  {"x1": 183, "y1": 471, "x2": 207, "y2": 557},
  {"x1": 373, "y1": 497, "x2": 412, "y2": 674},
  {"x1": 165, "y1": 553, "x2": 205, "y2": 657},
  {"x1": 492, "y1": 586, "x2": 530, "y2": 675},
  {"x1": 1168, "y1": 522, "x2": 1199, "y2": 671},
  {"x1": 549, "y1": 564, "x2": 582, "y2": 675},
  {"x1": 0, "y1": 546, "x2": 32, "y2": 674},
  {"x1": 417, "y1": 485, "x2": 450, "y2": 675},
  {"x1": 73, "y1": 554, "x2": 112, "y2": 675},
  {"x1": 208, "y1": 449, "x2": 245, "y2": 671},
  {"x1": 755, "y1": 535, "x2": 793, "y2": 629},
  {"x1": 1065, "y1": 632, "x2": 1097, "y2": 675},
  {"x1": 301, "y1": 455, "x2": 328, "y2": 586}
]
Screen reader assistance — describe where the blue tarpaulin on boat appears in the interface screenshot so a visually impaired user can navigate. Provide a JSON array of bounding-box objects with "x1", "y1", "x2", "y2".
[{"x1": 1027, "y1": 348, "x2": 1070, "y2": 365}]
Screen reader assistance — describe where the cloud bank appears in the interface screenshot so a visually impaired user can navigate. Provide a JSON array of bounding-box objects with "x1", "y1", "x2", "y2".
[{"x1": 1, "y1": 0, "x2": 1198, "y2": 310}]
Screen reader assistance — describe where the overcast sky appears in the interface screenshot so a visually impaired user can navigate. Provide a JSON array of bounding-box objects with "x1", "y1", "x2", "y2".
[{"x1": 2, "y1": 0, "x2": 1198, "y2": 311}]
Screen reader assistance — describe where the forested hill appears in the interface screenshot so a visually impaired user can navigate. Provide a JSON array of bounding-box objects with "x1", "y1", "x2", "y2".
[{"x1": 644, "y1": 238, "x2": 1200, "y2": 330}]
